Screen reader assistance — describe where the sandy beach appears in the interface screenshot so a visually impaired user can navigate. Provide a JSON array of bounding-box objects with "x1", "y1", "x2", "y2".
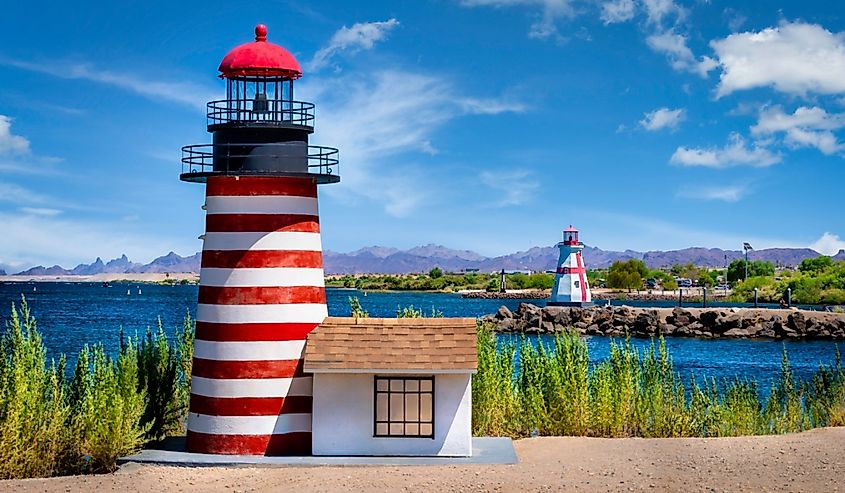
[{"x1": 5, "y1": 428, "x2": 843, "y2": 492}]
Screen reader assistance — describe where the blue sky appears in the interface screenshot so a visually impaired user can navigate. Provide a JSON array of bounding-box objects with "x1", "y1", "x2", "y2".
[{"x1": 2, "y1": 0, "x2": 845, "y2": 270}]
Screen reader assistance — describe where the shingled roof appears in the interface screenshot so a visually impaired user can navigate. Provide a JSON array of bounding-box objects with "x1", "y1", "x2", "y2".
[{"x1": 303, "y1": 317, "x2": 477, "y2": 373}]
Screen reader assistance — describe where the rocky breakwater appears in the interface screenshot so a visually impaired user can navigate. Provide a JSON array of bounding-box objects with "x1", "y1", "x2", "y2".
[
  {"x1": 461, "y1": 290, "x2": 549, "y2": 299},
  {"x1": 485, "y1": 303, "x2": 845, "y2": 340}
]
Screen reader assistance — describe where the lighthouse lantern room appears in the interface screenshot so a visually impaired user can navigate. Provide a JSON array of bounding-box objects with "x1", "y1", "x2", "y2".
[
  {"x1": 549, "y1": 225, "x2": 593, "y2": 307},
  {"x1": 181, "y1": 25, "x2": 338, "y2": 456}
]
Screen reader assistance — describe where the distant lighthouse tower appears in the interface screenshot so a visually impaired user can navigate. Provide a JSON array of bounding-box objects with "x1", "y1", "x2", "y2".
[
  {"x1": 181, "y1": 25, "x2": 339, "y2": 456},
  {"x1": 548, "y1": 226, "x2": 592, "y2": 307}
]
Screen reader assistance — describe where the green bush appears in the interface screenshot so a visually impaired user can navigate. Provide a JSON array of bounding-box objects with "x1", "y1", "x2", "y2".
[
  {"x1": 0, "y1": 297, "x2": 194, "y2": 479},
  {"x1": 472, "y1": 323, "x2": 845, "y2": 439},
  {"x1": 348, "y1": 296, "x2": 369, "y2": 318}
]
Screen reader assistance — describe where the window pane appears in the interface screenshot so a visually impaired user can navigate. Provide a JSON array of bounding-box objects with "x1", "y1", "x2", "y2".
[
  {"x1": 390, "y1": 379, "x2": 404, "y2": 392},
  {"x1": 405, "y1": 394, "x2": 419, "y2": 420},
  {"x1": 376, "y1": 423, "x2": 388, "y2": 436},
  {"x1": 405, "y1": 379, "x2": 419, "y2": 392},
  {"x1": 420, "y1": 423, "x2": 433, "y2": 436},
  {"x1": 376, "y1": 379, "x2": 388, "y2": 392},
  {"x1": 420, "y1": 394, "x2": 433, "y2": 421},
  {"x1": 420, "y1": 379, "x2": 432, "y2": 392},
  {"x1": 405, "y1": 423, "x2": 419, "y2": 435},
  {"x1": 376, "y1": 393, "x2": 388, "y2": 421},
  {"x1": 390, "y1": 394, "x2": 404, "y2": 421},
  {"x1": 390, "y1": 423, "x2": 404, "y2": 435}
]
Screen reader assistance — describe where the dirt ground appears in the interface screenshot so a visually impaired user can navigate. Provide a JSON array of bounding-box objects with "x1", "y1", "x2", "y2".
[{"x1": 5, "y1": 428, "x2": 844, "y2": 492}]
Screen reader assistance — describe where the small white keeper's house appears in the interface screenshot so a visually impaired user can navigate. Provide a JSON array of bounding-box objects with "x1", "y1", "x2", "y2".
[{"x1": 303, "y1": 317, "x2": 478, "y2": 457}]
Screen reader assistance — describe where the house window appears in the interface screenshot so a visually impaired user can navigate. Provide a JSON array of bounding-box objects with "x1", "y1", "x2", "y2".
[{"x1": 374, "y1": 376, "x2": 434, "y2": 438}]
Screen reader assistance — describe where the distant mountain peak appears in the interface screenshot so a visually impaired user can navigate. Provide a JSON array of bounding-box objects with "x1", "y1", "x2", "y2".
[
  {"x1": 404, "y1": 244, "x2": 486, "y2": 261},
  {"x1": 347, "y1": 246, "x2": 401, "y2": 258}
]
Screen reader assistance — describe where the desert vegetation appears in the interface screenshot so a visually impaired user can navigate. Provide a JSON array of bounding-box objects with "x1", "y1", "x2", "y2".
[
  {"x1": 473, "y1": 323, "x2": 845, "y2": 438},
  {"x1": 0, "y1": 298, "x2": 193, "y2": 479}
]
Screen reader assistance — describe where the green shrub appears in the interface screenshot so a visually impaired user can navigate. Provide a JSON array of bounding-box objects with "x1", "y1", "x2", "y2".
[
  {"x1": 473, "y1": 323, "x2": 845, "y2": 439},
  {"x1": 133, "y1": 312, "x2": 194, "y2": 442},
  {"x1": 0, "y1": 298, "x2": 71, "y2": 479},
  {"x1": 0, "y1": 297, "x2": 194, "y2": 479},
  {"x1": 348, "y1": 296, "x2": 369, "y2": 318}
]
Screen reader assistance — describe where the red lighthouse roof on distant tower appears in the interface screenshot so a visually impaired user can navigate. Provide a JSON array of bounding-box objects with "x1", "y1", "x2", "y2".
[
  {"x1": 218, "y1": 24, "x2": 302, "y2": 79},
  {"x1": 564, "y1": 225, "x2": 578, "y2": 232}
]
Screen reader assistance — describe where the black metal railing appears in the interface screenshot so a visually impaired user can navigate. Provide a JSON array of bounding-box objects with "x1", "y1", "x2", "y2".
[
  {"x1": 180, "y1": 143, "x2": 339, "y2": 183},
  {"x1": 206, "y1": 99, "x2": 315, "y2": 127}
]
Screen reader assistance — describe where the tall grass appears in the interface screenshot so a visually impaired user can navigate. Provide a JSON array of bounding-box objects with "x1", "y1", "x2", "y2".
[
  {"x1": 0, "y1": 298, "x2": 194, "y2": 479},
  {"x1": 473, "y1": 323, "x2": 845, "y2": 438}
]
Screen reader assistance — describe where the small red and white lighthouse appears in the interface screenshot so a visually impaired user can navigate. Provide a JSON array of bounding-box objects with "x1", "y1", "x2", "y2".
[
  {"x1": 549, "y1": 226, "x2": 592, "y2": 307},
  {"x1": 181, "y1": 25, "x2": 339, "y2": 455}
]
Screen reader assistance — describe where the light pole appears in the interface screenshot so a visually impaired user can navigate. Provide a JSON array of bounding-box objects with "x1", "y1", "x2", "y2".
[{"x1": 743, "y1": 242, "x2": 753, "y2": 281}]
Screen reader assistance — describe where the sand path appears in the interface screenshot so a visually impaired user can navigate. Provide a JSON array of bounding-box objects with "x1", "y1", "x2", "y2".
[{"x1": 5, "y1": 428, "x2": 844, "y2": 492}]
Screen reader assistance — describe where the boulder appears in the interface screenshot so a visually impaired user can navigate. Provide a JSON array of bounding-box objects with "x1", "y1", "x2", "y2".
[{"x1": 496, "y1": 305, "x2": 514, "y2": 320}]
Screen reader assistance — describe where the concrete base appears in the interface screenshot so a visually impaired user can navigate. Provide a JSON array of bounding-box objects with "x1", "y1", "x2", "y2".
[
  {"x1": 547, "y1": 301, "x2": 594, "y2": 307},
  {"x1": 118, "y1": 437, "x2": 517, "y2": 467}
]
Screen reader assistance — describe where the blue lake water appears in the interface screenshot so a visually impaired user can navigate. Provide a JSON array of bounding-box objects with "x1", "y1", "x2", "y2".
[{"x1": 1, "y1": 282, "x2": 840, "y2": 385}]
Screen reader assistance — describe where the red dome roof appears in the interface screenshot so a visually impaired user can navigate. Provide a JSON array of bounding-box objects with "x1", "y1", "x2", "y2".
[
  {"x1": 564, "y1": 225, "x2": 578, "y2": 232},
  {"x1": 218, "y1": 25, "x2": 302, "y2": 79}
]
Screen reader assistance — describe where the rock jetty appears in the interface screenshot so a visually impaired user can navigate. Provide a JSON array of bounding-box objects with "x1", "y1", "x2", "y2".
[
  {"x1": 461, "y1": 290, "x2": 548, "y2": 299},
  {"x1": 484, "y1": 303, "x2": 845, "y2": 340},
  {"x1": 462, "y1": 289, "x2": 711, "y2": 301}
]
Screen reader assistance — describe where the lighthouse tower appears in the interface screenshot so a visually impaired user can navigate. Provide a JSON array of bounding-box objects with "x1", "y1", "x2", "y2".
[
  {"x1": 180, "y1": 25, "x2": 339, "y2": 456},
  {"x1": 548, "y1": 226, "x2": 592, "y2": 307}
]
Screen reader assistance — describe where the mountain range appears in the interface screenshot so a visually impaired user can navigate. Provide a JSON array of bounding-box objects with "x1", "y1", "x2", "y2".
[
  {"x1": 7, "y1": 244, "x2": 844, "y2": 277},
  {"x1": 11, "y1": 252, "x2": 202, "y2": 277},
  {"x1": 324, "y1": 244, "x2": 845, "y2": 274}
]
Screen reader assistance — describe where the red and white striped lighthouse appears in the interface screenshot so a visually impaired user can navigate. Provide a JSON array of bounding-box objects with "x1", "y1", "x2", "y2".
[
  {"x1": 180, "y1": 25, "x2": 339, "y2": 456},
  {"x1": 548, "y1": 225, "x2": 592, "y2": 307}
]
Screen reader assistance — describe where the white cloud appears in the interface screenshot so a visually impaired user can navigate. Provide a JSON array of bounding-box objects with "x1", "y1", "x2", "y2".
[
  {"x1": 457, "y1": 98, "x2": 527, "y2": 115},
  {"x1": 479, "y1": 169, "x2": 539, "y2": 206},
  {"x1": 676, "y1": 185, "x2": 748, "y2": 202},
  {"x1": 810, "y1": 232, "x2": 845, "y2": 256},
  {"x1": 2, "y1": 59, "x2": 214, "y2": 111},
  {"x1": 459, "y1": 0, "x2": 575, "y2": 39},
  {"x1": 600, "y1": 0, "x2": 636, "y2": 25},
  {"x1": 723, "y1": 8, "x2": 747, "y2": 32},
  {"x1": 0, "y1": 115, "x2": 30, "y2": 155},
  {"x1": 307, "y1": 19, "x2": 400, "y2": 71},
  {"x1": 642, "y1": 0, "x2": 685, "y2": 27},
  {"x1": 752, "y1": 106, "x2": 845, "y2": 134},
  {"x1": 0, "y1": 182, "x2": 49, "y2": 205},
  {"x1": 711, "y1": 21, "x2": 845, "y2": 98},
  {"x1": 19, "y1": 207, "x2": 62, "y2": 216},
  {"x1": 782, "y1": 128, "x2": 844, "y2": 155},
  {"x1": 646, "y1": 31, "x2": 716, "y2": 77},
  {"x1": 751, "y1": 106, "x2": 845, "y2": 155},
  {"x1": 671, "y1": 133, "x2": 781, "y2": 168},
  {"x1": 303, "y1": 70, "x2": 524, "y2": 216},
  {"x1": 639, "y1": 107, "x2": 686, "y2": 131}
]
